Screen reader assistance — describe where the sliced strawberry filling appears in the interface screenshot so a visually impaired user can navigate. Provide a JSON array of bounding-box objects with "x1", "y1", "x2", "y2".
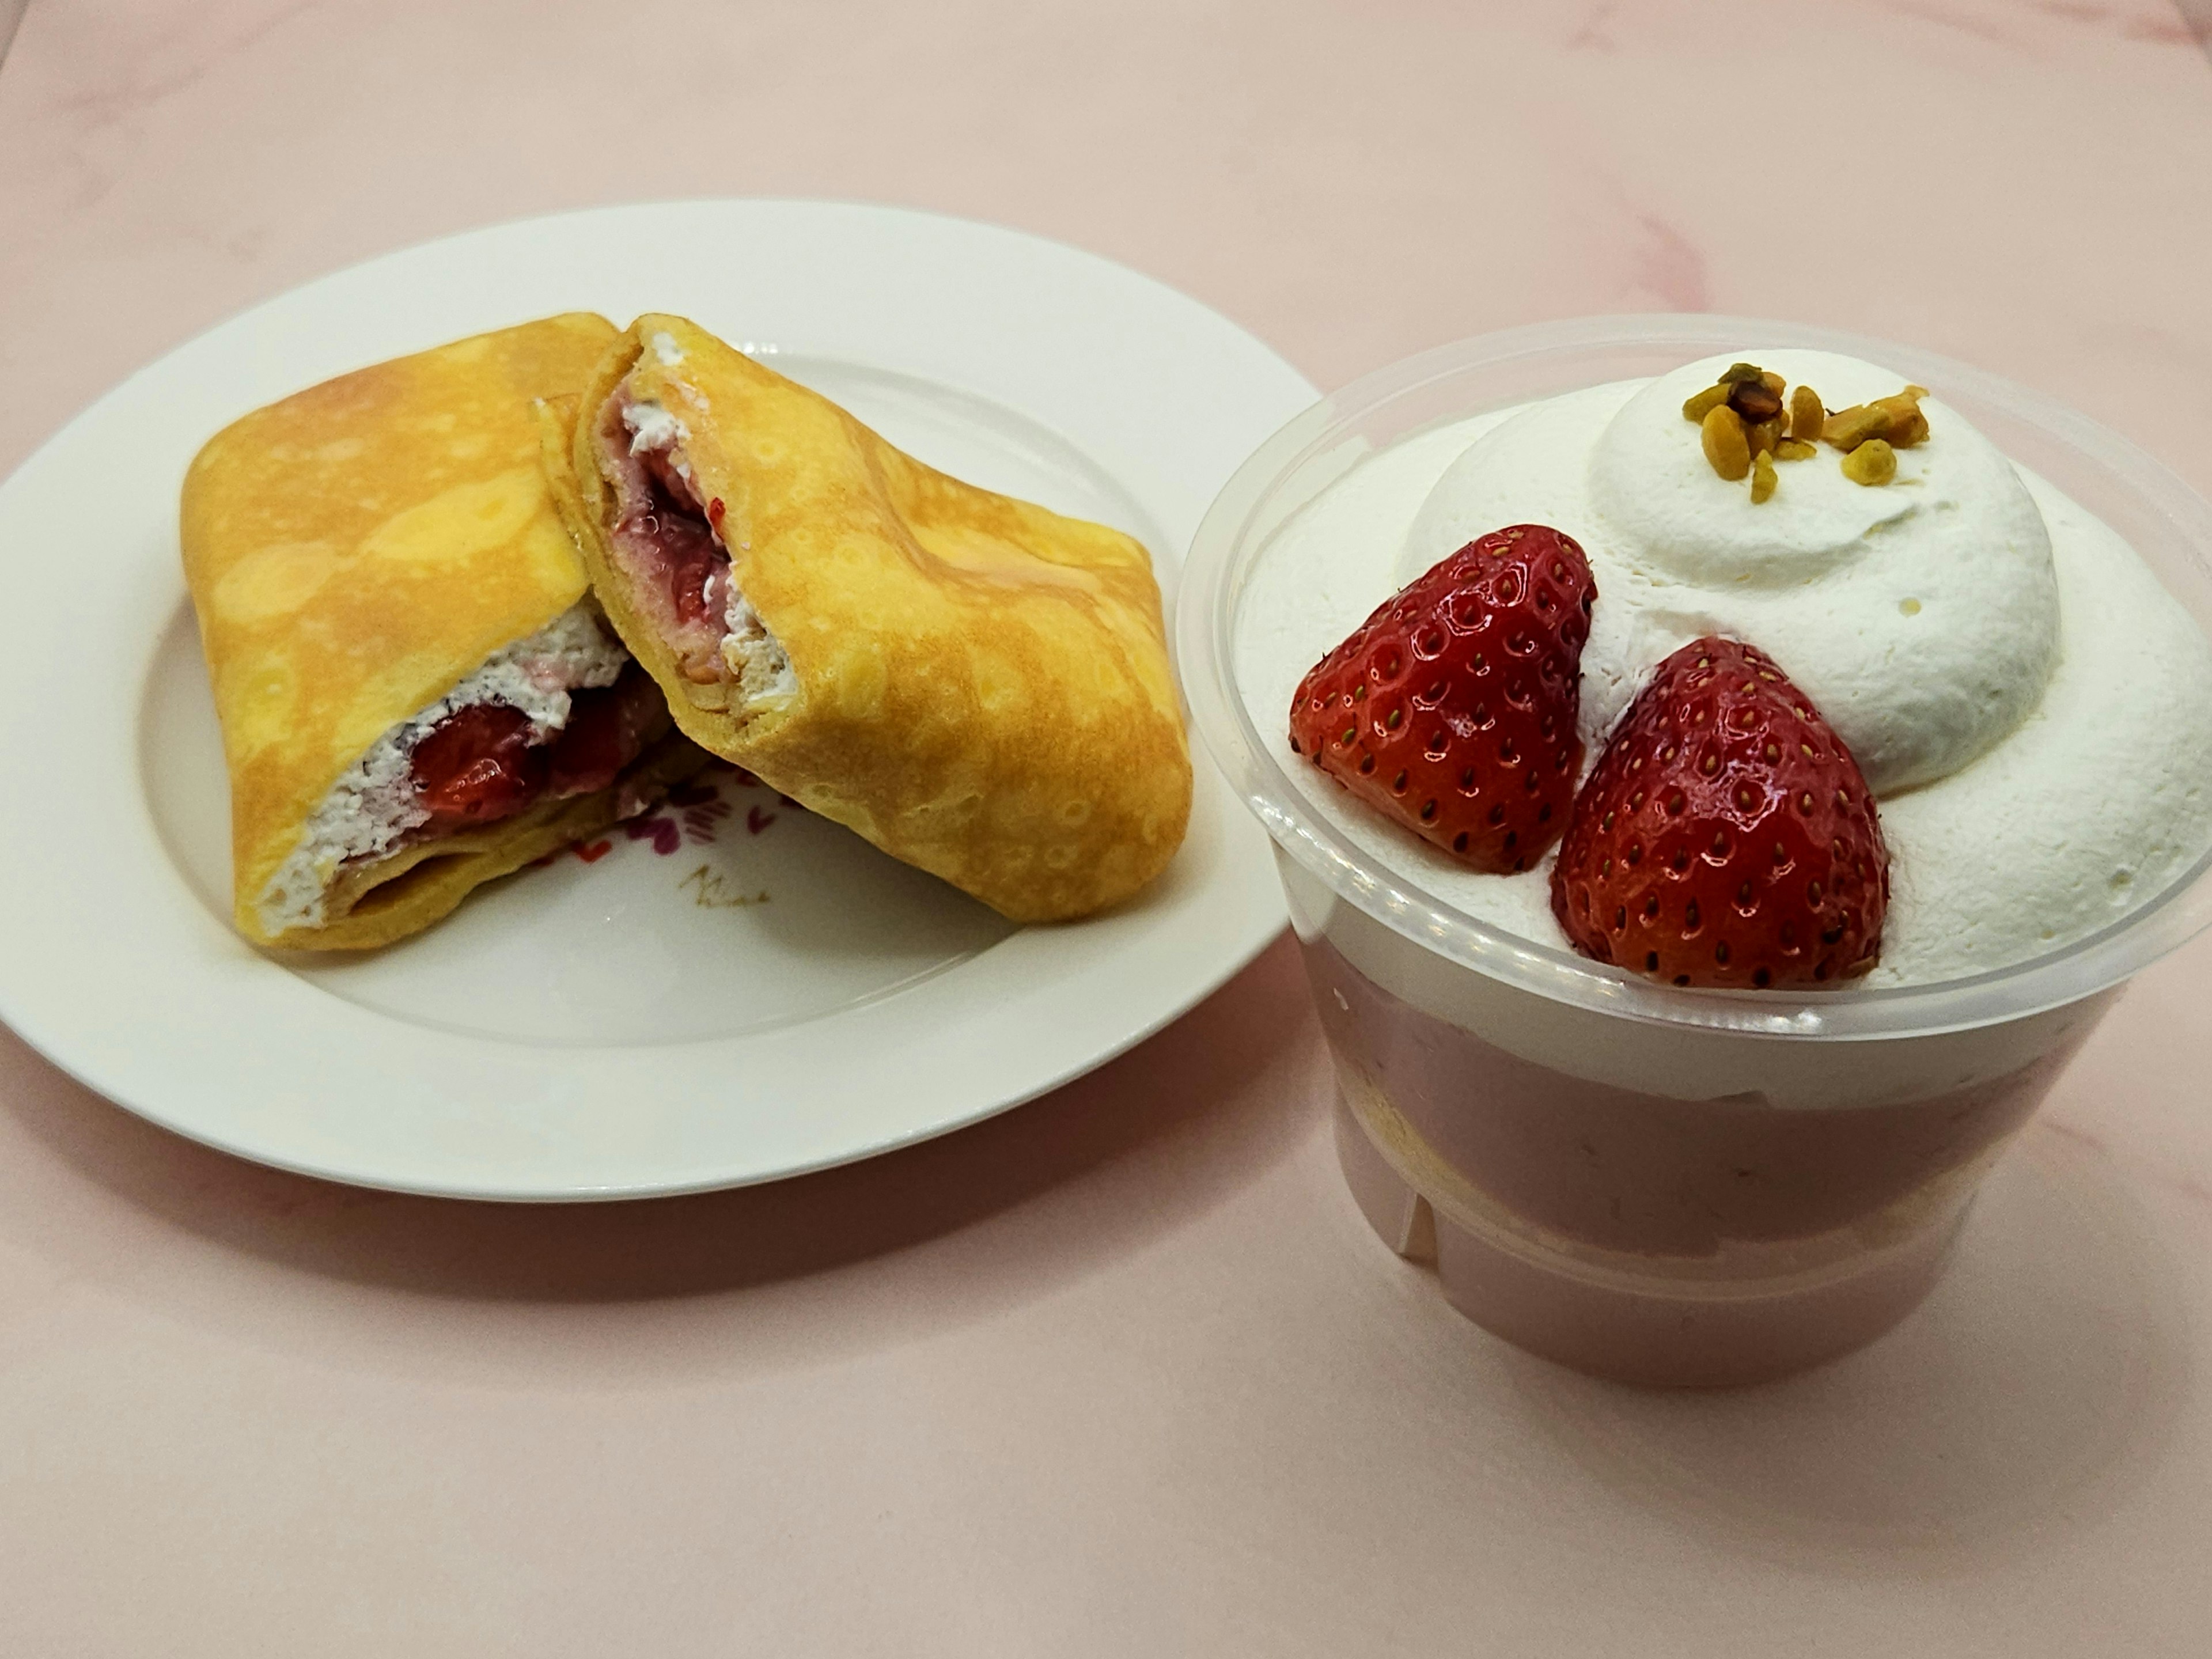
[
  {"x1": 597, "y1": 389, "x2": 733, "y2": 683},
  {"x1": 411, "y1": 703, "x2": 546, "y2": 832},
  {"x1": 549, "y1": 665, "x2": 668, "y2": 796},
  {"x1": 407, "y1": 665, "x2": 664, "y2": 836},
  {"x1": 635, "y1": 446, "x2": 726, "y2": 633}
]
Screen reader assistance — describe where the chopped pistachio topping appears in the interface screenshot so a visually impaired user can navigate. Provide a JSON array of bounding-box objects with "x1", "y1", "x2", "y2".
[
  {"x1": 1681, "y1": 361, "x2": 1930, "y2": 498},
  {"x1": 1750, "y1": 449, "x2": 1778, "y2": 503},
  {"x1": 1701, "y1": 404, "x2": 1751, "y2": 481},
  {"x1": 1789, "y1": 385, "x2": 1824, "y2": 441},
  {"x1": 1681, "y1": 383, "x2": 1730, "y2": 421},
  {"x1": 1842, "y1": 438, "x2": 1898, "y2": 485}
]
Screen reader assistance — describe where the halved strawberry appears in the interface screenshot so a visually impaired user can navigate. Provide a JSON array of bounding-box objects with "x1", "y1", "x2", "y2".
[
  {"x1": 1289, "y1": 525, "x2": 1594, "y2": 872},
  {"x1": 1550, "y1": 637, "x2": 1889, "y2": 988}
]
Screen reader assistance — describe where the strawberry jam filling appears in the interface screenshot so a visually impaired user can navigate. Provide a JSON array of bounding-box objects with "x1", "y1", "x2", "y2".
[{"x1": 407, "y1": 665, "x2": 664, "y2": 836}]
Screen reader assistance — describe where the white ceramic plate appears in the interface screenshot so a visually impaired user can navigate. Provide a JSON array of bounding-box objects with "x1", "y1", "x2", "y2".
[{"x1": 0, "y1": 200, "x2": 1313, "y2": 1199}]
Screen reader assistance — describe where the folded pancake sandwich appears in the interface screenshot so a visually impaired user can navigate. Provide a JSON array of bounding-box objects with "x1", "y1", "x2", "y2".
[
  {"x1": 544, "y1": 313, "x2": 1194, "y2": 923},
  {"x1": 181, "y1": 312, "x2": 709, "y2": 950}
]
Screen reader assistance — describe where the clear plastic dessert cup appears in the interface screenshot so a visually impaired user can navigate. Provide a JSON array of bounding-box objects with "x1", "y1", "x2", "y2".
[{"x1": 1181, "y1": 315, "x2": 2212, "y2": 1387}]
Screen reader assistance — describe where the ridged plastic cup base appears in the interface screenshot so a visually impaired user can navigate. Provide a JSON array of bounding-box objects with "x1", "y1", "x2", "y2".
[
  {"x1": 1331, "y1": 1091, "x2": 1967, "y2": 1387},
  {"x1": 1295, "y1": 917, "x2": 2092, "y2": 1388}
]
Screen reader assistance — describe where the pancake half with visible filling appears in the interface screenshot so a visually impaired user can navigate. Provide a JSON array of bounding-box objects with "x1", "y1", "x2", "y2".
[
  {"x1": 543, "y1": 313, "x2": 1194, "y2": 923},
  {"x1": 181, "y1": 313, "x2": 709, "y2": 950}
]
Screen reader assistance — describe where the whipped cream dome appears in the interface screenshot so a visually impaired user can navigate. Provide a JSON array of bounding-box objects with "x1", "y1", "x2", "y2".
[{"x1": 1237, "y1": 349, "x2": 2212, "y2": 987}]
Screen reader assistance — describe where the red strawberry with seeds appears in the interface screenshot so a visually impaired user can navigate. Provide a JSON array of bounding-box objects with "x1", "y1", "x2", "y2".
[
  {"x1": 1550, "y1": 636, "x2": 1889, "y2": 989},
  {"x1": 1289, "y1": 525, "x2": 1594, "y2": 872}
]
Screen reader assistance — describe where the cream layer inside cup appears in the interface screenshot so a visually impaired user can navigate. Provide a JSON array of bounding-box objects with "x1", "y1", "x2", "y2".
[{"x1": 1237, "y1": 349, "x2": 2212, "y2": 987}]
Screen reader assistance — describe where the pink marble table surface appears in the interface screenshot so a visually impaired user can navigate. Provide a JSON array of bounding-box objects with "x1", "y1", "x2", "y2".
[{"x1": 5, "y1": 2, "x2": 2212, "y2": 1652}]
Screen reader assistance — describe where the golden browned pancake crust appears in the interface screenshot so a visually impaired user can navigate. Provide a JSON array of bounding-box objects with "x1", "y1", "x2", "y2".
[
  {"x1": 181, "y1": 313, "x2": 691, "y2": 946},
  {"x1": 548, "y1": 316, "x2": 1194, "y2": 923}
]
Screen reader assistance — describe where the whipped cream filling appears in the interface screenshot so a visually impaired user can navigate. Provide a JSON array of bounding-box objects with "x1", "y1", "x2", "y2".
[
  {"x1": 1240, "y1": 349, "x2": 2212, "y2": 987},
  {"x1": 256, "y1": 604, "x2": 628, "y2": 937},
  {"x1": 623, "y1": 400, "x2": 691, "y2": 479},
  {"x1": 722, "y1": 586, "x2": 797, "y2": 702}
]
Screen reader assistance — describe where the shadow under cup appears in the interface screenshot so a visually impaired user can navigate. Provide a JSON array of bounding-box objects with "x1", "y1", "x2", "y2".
[{"x1": 1180, "y1": 316, "x2": 2212, "y2": 1387}]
